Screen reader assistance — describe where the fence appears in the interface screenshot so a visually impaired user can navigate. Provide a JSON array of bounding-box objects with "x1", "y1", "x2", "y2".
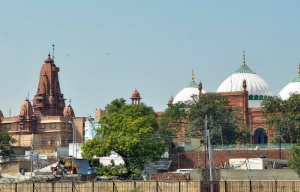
[
  {"x1": 184, "y1": 143, "x2": 292, "y2": 152},
  {"x1": 0, "y1": 180, "x2": 300, "y2": 192}
]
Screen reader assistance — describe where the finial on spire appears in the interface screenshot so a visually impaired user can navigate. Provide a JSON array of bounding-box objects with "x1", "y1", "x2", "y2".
[
  {"x1": 298, "y1": 62, "x2": 300, "y2": 76},
  {"x1": 243, "y1": 50, "x2": 245, "y2": 66},
  {"x1": 52, "y1": 44, "x2": 55, "y2": 61},
  {"x1": 69, "y1": 99, "x2": 71, "y2": 105},
  {"x1": 192, "y1": 69, "x2": 194, "y2": 82}
]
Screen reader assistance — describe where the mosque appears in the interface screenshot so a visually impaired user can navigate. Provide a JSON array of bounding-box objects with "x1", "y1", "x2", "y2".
[
  {"x1": 0, "y1": 53, "x2": 85, "y2": 149},
  {"x1": 133, "y1": 51, "x2": 300, "y2": 144}
]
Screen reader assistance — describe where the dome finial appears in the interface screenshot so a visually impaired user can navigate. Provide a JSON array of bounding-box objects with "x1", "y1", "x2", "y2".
[
  {"x1": 298, "y1": 62, "x2": 300, "y2": 76},
  {"x1": 243, "y1": 50, "x2": 245, "y2": 66},
  {"x1": 192, "y1": 69, "x2": 194, "y2": 82}
]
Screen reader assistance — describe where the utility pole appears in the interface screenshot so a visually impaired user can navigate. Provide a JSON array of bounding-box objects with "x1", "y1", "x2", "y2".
[
  {"x1": 30, "y1": 137, "x2": 33, "y2": 182},
  {"x1": 204, "y1": 115, "x2": 207, "y2": 181},
  {"x1": 72, "y1": 118, "x2": 79, "y2": 158},
  {"x1": 73, "y1": 118, "x2": 75, "y2": 158},
  {"x1": 219, "y1": 125, "x2": 223, "y2": 147},
  {"x1": 279, "y1": 127, "x2": 281, "y2": 159},
  {"x1": 207, "y1": 130, "x2": 213, "y2": 182}
]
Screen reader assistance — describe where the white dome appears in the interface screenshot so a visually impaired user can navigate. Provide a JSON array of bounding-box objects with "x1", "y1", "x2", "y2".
[
  {"x1": 278, "y1": 75, "x2": 300, "y2": 100},
  {"x1": 173, "y1": 81, "x2": 206, "y2": 104},
  {"x1": 217, "y1": 64, "x2": 273, "y2": 108}
]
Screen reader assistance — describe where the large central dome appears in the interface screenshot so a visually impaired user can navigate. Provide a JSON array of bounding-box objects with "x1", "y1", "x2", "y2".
[
  {"x1": 216, "y1": 51, "x2": 273, "y2": 107},
  {"x1": 173, "y1": 70, "x2": 206, "y2": 104}
]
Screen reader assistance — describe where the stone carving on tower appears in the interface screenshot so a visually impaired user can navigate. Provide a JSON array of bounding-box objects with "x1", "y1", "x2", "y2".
[{"x1": 32, "y1": 54, "x2": 66, "y2": 116}]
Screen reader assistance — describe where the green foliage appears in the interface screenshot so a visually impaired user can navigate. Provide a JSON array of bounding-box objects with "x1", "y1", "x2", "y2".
[
  {"x1": 159, "y1": 102, "x2": 187, "y2": 131},
  {"x1": 185, "y1": 94, "x2": 250, "y2": 145},
  {"x1": 158, "y1": 102, "x2": 186, "y2": 148},
  {"x1": 162, "y1": 94, "x2": 250, "y2": 145},
  {"x1": 261, "y1": 93, "x2": 300, "y2": 143},
  {"x1": 96, "y1": 160, "x2": 136, "y2": 177},
  {"x1": 105, "y1": 98, "x2": 127, "y2": 117},
  {"x1": 0, "y1": 130, "x2": 17, "y2": 156},
  {"x1": 81, "y1": 100, "x2": 166, "y2": 177},
  {"x1": 288, "y1": 139, "x2": 300, "y2": 173}
]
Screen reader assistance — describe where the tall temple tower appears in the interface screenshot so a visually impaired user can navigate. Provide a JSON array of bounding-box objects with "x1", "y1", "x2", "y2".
[{"x1": 32, "y1": 53, "x2": 66, "y2": 116}]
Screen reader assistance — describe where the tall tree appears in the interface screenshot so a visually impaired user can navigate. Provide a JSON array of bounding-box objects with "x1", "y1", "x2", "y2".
[
  {"x1": 162, "y1": 94, "x2": 250, "y2": 145},
  {"x1": 0, "y1": 130, "x2": 17, "y2": 156},
  {"x1": 288, "y1": 139, "x2": 300, "y2": 173},
  {"x1": 82, "y1": 101, "x2": 166, "y2": 177},
  {"x1": 105, "y1": 98, "x2": 126, "y2": 116},
  {"x1": 261, "y1": 93, "x2": 300, "y2": 143},
  {"x1": 185, "y1": 94, "x2": 249, "y2": 145}
]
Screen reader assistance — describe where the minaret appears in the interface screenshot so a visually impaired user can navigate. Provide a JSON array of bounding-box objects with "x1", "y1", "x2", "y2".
[
  {"x1": 198, "y1": 81, "x2": 202, "y2": 99},
  {"x1": 32, "y1": 53, "x2": 66, "y2": 116},
  {"x1": 168, "y1": 96, "x2": 174, "y2": 108}
]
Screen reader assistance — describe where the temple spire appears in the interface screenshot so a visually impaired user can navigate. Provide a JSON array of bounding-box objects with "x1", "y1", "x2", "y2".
[
  {"x1": 243, "y1": 50, "x2": 245, "y2": 66},
  {"x1": 192, "y1": 69, "x2": 194, "y2": 82}
]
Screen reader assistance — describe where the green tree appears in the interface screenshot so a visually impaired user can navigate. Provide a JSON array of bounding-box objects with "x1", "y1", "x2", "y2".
[
  {"x1": 159, "y1": 102, "x2": 187, "y2": 132},
  {"x1": 158, "y1": 102, "x2": 186, "y2": 148},
  {"x1": 105, "y1": 98, "x2": 127, "y2": 116},
  {"x1": 82, "y1": 101, "x2": 166, "y2": 177},
  {"x1": 261, "y1": 93, "x2": 300, "y2": 143},
  {"x1": 161, "y1": 94, "x2": 249, "y2": 145},
  {"x1": 185, "y1": 94, "x2": 250, "y2": 145},
  {"x1": 0, "y1": 130, "x2": 17, "y2": 156},
  {"x1": 288, "y1": 139, "x2": 300, "y2": 173}
]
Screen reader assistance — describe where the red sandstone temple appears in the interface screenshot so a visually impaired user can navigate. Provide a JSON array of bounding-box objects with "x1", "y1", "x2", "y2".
[{"x1": 0, "y1": 54, "x2": 85, "y2": 149}]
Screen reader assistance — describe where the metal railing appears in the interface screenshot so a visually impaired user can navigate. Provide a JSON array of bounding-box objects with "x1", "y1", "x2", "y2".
[{"x1": 183, "y1": 143, "x2": 293, "y2": 152}]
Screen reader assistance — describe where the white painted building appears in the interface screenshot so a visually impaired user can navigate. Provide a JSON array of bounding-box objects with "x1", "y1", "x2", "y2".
[{"x1": 85, "y1": 115, "x2": 102, "y2": 140}]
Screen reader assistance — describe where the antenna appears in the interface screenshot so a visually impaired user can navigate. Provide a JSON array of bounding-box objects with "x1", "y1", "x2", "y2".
[
  {"x1": 52, "y1": 44, "x2": 55, "y2": 62},
  {"x1": 9, "y1": 109, "x2": 11, "y2": 117}
]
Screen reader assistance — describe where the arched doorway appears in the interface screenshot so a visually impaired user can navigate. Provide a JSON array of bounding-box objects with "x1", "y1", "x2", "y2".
[{"x1": 254, "y1": 128, "x2": 268, "y2": 144}]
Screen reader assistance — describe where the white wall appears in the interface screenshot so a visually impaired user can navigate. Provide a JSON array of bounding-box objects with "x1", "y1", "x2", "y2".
[{"x1": 69, "y1": 143, "x2": 83, "y2": 158}]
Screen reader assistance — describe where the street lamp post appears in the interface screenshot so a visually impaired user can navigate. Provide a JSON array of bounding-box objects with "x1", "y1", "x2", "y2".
[{"x1": 70, "y1": 118, "x2": 79, "y2": 158}]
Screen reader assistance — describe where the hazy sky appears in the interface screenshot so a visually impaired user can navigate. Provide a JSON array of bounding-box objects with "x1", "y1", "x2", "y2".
[{"x1": 1, "y1": 0, "x2": 300, "y2": 117}]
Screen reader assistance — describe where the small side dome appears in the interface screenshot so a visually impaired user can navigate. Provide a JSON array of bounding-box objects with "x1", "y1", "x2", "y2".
[
  {"x1": 131, "y1": 89, "x2": 141, "y2": 99},
  {"x1": 44, "y1": 53, "x2": 54, "y2": 63},
  {"x1": 173, "y1": 70, "x2": 206, "y2": 104},
  {"x1": 64, "y1": 103, "x2": 75, "y2": 117},
  {"x1": 19, "y1": 98, "x2": 34, "y2": 118},
  {"x1": 168, "y1": 96, "x2": 174, "y2": 105},
  {"x1": 279, "y1": 63, "x2": 300, "y2": 100},
  {"x1": 0, "y1": 109, "x2": 4, "y2": 119}
]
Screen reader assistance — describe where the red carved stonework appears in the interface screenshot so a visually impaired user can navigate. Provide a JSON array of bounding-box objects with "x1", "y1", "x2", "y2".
[{"x1": 32, "y1": 54, "x2": 66, "y2": 116}]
